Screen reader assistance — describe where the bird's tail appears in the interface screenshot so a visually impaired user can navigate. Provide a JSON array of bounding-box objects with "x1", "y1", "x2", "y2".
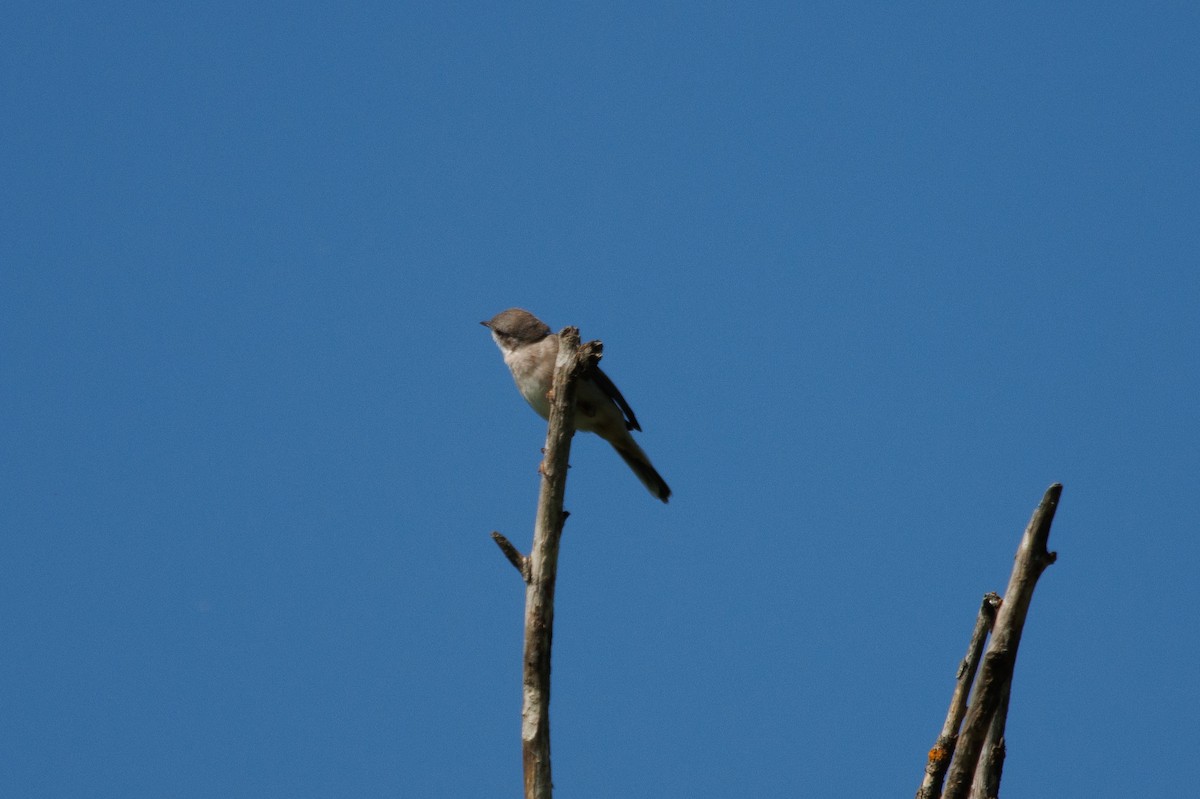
[{"x1": 612, "y1": 437, "x2": 671, "y2": 503}]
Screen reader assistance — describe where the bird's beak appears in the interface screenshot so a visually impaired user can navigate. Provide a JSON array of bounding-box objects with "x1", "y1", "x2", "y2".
[{"x1": 480, "y1": 320, "x2": 491, "y2": 328}]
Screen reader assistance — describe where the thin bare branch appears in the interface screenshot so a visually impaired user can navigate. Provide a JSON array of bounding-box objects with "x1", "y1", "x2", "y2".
[
  {"x1": 519, "y1": 328, "x2": 601, "y2": 799},
  {"x1": 942, "y1": 483, "x2": 1062, "y2": 799},
  {"x1": 916, "y1": 592, "x2": 1002, "y2": 799}
]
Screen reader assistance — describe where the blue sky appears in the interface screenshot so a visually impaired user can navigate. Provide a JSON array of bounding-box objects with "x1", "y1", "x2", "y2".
[{"x1": 2, "y1": 3, "x2": 1197, "y2": 797}]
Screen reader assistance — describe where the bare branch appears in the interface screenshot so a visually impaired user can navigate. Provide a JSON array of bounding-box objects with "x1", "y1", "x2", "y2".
[
  {"x1": 491, "y1": 532, "x2": 530, "y2": 582},
  {"x1": 970, "y1": 680, "x2": 1010, "y2": 799},
  {"x1": 942, "y1": 483, "x2": 1062, "y2": 799},
  {"x1": 916, "y1": 592, "x2": 1002, "y2": 799},
  {"x1": 519, "y1": 327, "x2": 601, "y2": 799}
]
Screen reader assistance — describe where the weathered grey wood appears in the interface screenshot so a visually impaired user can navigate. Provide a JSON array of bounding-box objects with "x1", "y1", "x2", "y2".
[
  {"x1": 970, "y1": 680, "x2": 1010, "y2": 799},
  {"x1": 494, "y1": 327, "x2": 599, "y2": 799},
  {"x1": 942, "y1": 484, "x2": 1061, "y2": 799},
  {"x1": 916, "y1": 592, "x2": 1001, "y2": 799}
]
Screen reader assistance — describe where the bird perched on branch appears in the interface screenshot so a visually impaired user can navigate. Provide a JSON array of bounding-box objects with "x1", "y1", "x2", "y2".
[{"x1": 482, "y1": 308, "x2": 671, "y2": 503}]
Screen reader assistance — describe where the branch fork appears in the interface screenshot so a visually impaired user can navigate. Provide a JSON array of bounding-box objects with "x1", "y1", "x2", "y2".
[{"x1": 918, "y1": 484, "x2": 1063, "y2": 799}]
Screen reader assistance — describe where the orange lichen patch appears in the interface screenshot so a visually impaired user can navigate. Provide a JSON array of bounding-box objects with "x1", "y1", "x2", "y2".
[{"x1": 927, "y1": 745, "x2": 949, "y2": 764}]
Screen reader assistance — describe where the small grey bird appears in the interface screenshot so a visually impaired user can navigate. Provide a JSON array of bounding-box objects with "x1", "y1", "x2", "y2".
[{"x1": 482, "y1": 308, "x2": 671, "y2": 503}]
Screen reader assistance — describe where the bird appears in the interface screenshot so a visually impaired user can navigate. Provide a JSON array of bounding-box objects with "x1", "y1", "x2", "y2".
[{"x1": 482, "y1": 308, "x2": 671, "y2": 503}]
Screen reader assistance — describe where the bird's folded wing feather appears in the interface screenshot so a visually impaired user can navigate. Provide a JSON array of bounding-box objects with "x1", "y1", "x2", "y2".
[{"x1": 588, "y1": 365, "x2": 641, "y2": 431}]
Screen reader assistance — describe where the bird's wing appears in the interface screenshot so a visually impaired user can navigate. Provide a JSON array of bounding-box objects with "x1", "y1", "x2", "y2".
[{"x1": 588, "y1": 365, "x2": 641, "y2": 431}]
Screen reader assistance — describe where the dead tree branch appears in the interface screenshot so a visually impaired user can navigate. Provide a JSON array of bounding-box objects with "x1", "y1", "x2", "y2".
[
  {"x1": 941, "y1": 483, "x2": 1062, "y2": 799},
  {"x1": 970, "y1": 679, "x2": 1011, "y2": 799},
  {"x1": 916, "y1": 592, "x2": 1002, "y2": 799},
  {"x1": 492, "y1": 327, "x2": 601, "y2": 799}
]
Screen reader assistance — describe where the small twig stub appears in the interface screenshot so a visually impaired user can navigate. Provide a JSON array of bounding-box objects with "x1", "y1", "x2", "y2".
[{"x1": 492, "y1": 532, "x2": 529, "y2": 581}]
